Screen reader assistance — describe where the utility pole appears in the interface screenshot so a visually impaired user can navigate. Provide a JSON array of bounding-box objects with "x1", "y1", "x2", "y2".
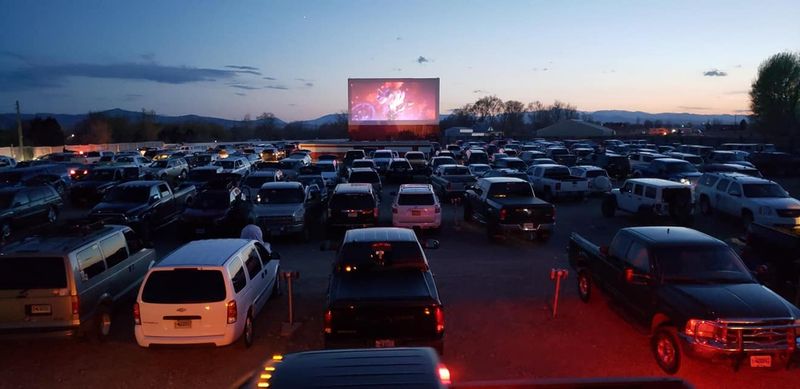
[{"x1": 15, "y1": 101, "x2": 24, "y2": 161}]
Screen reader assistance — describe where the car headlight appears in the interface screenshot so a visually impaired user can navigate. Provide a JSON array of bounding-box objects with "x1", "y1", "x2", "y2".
[
  {"x1": 685, "y1": 319, "x2": 724, "y2": 340},
  {"x1": 679, "y1": 178, "x2": 690, "y2": 185},
  {"x1": 758, "y1": 206, "x2": 774, "y2": 215},
  {"x1": 293, "y1": 212, "x2": 304, "y2": 222}
]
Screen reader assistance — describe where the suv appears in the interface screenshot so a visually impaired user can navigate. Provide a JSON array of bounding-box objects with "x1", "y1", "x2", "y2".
[
  {"x1": 694, "y1": 172, "x2": 800, "y2": 228},
  {"x1": 144, "y1": 158, "x2": 189, "y2": 181},
  {"x1": 386, "y1": 158, "x2": 414, "y2": 183},
  {"x1": 327, "y1": 184, "x2": 379, "y2": 232},
  {"x1": 343, "y1": 150, "x2": 366, "y2": 169},
  {"x1": 392, "y1": 184, "x2": 442, "y2": 233},
  {"x1": 464, "y1": 149, "x2": 489, "y2": 166},
  {"x1": 588, "y1": 153, "x2": 631, "y2": 180},
  {"x1": 0, "y1": 185, "x2": 62, "y2": 240},
  {"x1": 135, "y1": 239, "x2": 280, "y2": 347},
  {"x1": 602, "y1": 178, "x2": 694, "y2": 224},
  {"x1": 346, "y1": 167, "x2": 382, "y2": 195},
  {"x1": 0, "y1": 224, "x2": 155, "y2": 339},
  {"x1": 213, "y1": 157, "x2": 250, "y2": 176}
]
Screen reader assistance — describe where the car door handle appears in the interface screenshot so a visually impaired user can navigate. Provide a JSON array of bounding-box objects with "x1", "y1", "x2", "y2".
[{"x1": 128, "y1": 264, "x2": 134, "y2": 272}]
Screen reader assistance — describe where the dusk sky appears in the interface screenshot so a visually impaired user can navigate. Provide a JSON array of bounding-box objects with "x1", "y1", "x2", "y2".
[{"x1": 1, "y1": 0, "x2": 798, "y2": 121}]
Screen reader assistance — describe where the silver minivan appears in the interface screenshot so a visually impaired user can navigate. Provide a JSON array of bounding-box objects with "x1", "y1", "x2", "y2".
[{"x1": 0, "y1": 224, "x2": 156, "y2": 339}]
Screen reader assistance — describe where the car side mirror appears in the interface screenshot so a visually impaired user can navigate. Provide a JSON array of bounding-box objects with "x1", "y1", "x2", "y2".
[
  {"x1": 422, "y1": 239, "x2": 440, "y2": 249},
  {"x1": 271, "y1": 251, "x2": 281, "y2": 260},
  {"x1": 599, "y1": 245, "x2": 609, "y2": 256},
  {"x1": 149, "y1": 195, "x2": 159, "y2": 204},
  {"x1": 624, "y1": 267, "x2": 651, "y2": 284}
]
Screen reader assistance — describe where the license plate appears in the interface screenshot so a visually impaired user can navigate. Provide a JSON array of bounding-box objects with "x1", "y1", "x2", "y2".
[
  {"x1": 347, "y1": 212, "x2": 358, "y2": 218},
  {"x1": 195, "y1": 228, "x2": 205, "y2": 234},
  {"x1": 750, "y1": 355, "x2": 771, "y2": 368},
  {"x1": 174, "y1": 320, "x2": 192, "y2": 329},
  {"x1": 523, "y1": 223, "x2": 535, "y2": 230},
  {"x1": 29, "y1": 304, "x2": 52, "y2": 315},
  {"x1": 375, "y1": 339, "x2": 395, "y2": 348},
  {"x1": 412, "y1": 210, "x2": 421, "y2": 216}
]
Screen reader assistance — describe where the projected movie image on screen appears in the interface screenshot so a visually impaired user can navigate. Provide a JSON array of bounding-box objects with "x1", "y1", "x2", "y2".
[{"x1": 348, "y1": 79, "x2": 439, "y2": 124}]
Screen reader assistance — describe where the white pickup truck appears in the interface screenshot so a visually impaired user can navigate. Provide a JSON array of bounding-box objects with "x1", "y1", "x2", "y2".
[{"x1": 526, "y1": 164, "x2": 589, "y2": 201}]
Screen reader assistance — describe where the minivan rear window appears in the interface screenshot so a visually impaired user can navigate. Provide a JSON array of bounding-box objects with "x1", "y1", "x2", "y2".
[
  {"x1": 0, "y1": 257, "x2": 66, "y2": 290},
  {"x1": 142, "y1": 270, "x2": 226, "y2": 303}
]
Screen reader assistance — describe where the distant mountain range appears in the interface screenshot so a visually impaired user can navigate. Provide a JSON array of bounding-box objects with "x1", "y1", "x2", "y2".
[{"x1": 0, "y1": 108, "x2": 746, "y2": 131}]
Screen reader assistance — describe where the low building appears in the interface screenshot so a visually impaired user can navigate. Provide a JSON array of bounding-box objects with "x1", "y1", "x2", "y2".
[{"x1": 536, "y1": 120, "x2": 616, "y2": 138}]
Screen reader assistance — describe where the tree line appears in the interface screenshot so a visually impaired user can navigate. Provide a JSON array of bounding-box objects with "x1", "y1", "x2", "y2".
[{"x1": 439, "y1": 96, "x2": 580, "y2": 137}]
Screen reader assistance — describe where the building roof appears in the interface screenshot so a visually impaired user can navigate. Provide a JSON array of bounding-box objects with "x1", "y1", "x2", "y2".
[{"x1": 536, "y1": 120, "x2": 616, "y2": 137}]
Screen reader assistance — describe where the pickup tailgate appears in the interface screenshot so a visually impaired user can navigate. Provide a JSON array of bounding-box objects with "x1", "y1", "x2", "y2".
[
  {"x1": 328, "y1": 271, "x2": 440, "y2": 339},
  {"x1": 494, "y1": 198, "x2": 555, "y2": 225}
]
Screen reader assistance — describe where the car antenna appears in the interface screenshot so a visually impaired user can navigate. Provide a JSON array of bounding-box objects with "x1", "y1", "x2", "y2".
[{"x1": 667, "y1": 228, "x2": 670, "y2": 234}]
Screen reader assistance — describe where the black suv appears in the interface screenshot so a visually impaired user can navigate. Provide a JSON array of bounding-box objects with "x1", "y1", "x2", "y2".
[
  {"x1": 0, "y1": 185, "x2": 62, "y2": 240},
  {"x1": 326, "y1": 183, "x2": 379, "y2": 233},
  {"x1": 591, "y1": 152, "x2": 631, "y2": 180}
]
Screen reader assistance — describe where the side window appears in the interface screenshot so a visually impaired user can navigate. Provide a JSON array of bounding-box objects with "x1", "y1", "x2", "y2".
[
  {"x1": 534, "y1": 168, "x2": 542, "y2": 176},
  {"x1": 728, "y1": 183, "x2": 742, "y2": 196},
  {"x1": 644, "y1": 186, "x2": 656, "y2": 199},
  {"x1": 621, "y1": 182, "x2": 633, "y2": 193},
  {"x1": 633, "y1": 184, "x2": 643, "y2": 196},
  {"x1": 100, "y1": 233, "x2": 129, "y2": 269},
  {"x1": 123, "y1": 229, "x2": 144, "y2": 253},
  {"x1": 159, "y1": 184, "x2": 170, "y2": 197},
  {"x1": 609, "y1": 233, "x2": 633, "y2": 259},
  {"x1": 77, "y1": 244, "x2": 106, "y2": 280},
  {"x1": 228, "y1": 258, "x2": 247, "y2": 293},
  {"x1": 700, "y1": 175, "x2": 718, "y2": 187},
  {"x1": 716, "y1": 179, "x2": 731, "y2": 192},
  {"x1": 624, "y1": 241, "x2": 650, "y2": 272},
  {"x1": 150, "y1": 187, "x2": 161, "y2": 200},
  {"x1": 244, "y1": 248, "x2": 263, "y2": 280},
  {"x1": 13, "y1": 192, "x2": 30, "y2": 206},
  {"x1": 254, "y1": 242, "x2": 273, "y2": 266}
]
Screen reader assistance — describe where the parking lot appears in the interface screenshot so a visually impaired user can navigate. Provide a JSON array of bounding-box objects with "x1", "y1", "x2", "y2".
[{"x1": 0, "y1": 177, "x2": 798, "y2": 389}]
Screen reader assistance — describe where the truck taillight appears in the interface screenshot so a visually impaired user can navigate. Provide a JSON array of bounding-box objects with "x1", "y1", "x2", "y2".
[
  {"x1": 133, "y1": 302, "x2": 141, "y2": 325},
  {"x1": 435, "y1": 306, "x2": 444, "y2": 333},
  {"x1": 499, "y1": 209, "x2": 507, "y2": 221},
  {"x1": 324, "y1": 310, "x2": 332, "y2": 334},
  {"x1": 226, "y1": 300, "x2": 237, "y2": 324},
  {"x1": 71, "y1": 294, "x2": 80, "y2": 317},
  {"x1": 435, "y1": 205, "x2": 441, "y2": 214},
  {"x1": 438, "y1": 363, "x2": 452, "y2": 385},
  {"x1": 373, "y1": 208, "x2": 379, "y2": 218}
]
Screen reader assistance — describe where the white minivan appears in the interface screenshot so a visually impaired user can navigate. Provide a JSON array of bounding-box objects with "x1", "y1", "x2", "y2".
[{"x1": 134, "y1": 239, "x2": 280, "y2": 347}]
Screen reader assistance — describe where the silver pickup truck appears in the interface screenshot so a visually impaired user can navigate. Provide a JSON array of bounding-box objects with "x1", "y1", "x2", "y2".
[{"x1": 429, "y1": 164, "x2": 476, "y2": 200}]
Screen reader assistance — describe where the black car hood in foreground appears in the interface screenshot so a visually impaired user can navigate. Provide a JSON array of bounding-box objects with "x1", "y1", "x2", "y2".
[
  {"x1": 663, "y1": 282, "x2": 799, "y2": 319},
  {"x1": 72, "y1": 180, "x2": 116, "y2": 191}
]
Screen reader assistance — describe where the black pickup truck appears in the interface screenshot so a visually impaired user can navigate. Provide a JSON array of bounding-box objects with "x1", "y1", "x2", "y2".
[
  {"x1": 463, "y1": 177, "x2": 555, "y2": 242},
  {"x1": 89, "y1": 180, "x2": 196, "y2": 239},
  {"x1": 569, "y1": 226, "x2": 800, "y2": 374},
  {"x1": 323, "y1": 227, "x2": 444, "y2": 354},
  {"x1": 740, "y1": 223, "x2": 800, "y2": 305}
]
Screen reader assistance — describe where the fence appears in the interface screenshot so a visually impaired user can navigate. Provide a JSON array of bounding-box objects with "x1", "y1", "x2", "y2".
[{"x1": 0, "y1": 141, "x2": 165, "y2": 161}]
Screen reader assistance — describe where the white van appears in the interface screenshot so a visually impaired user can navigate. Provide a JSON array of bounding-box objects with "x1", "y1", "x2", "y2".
[{"x1": 134, "y1": 239, "x2": 280, "y2": 347}]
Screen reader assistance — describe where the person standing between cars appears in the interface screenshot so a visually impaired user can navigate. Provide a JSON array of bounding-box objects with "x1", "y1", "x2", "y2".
[{"x1": 240, "y1": 224, "x2": 271, "y2": 251}]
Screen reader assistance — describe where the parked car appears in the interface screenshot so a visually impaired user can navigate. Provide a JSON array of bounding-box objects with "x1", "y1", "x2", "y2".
[
  {"x1": 250, "y1": 181, "x2": 319, "y2": 241},
  {"x1": 277, "y1": 158, "x2": 308, "y2": 181},
  {"x1": 326, "y1": 183, "x2": 379, "y2": 233},
  {"x1": 135, "y1": 238, "x2": 280, "y2": 347},
  {"x1": 350, "y1": 159, "x2": 377, "y2": 170},
  {"x1": 113, "y1": 155, "x2": 150, "y2": 169},
  {"x1": 260, "y1": 147, "x2": 284, "y2": 162},
  {"x1": 480, "y1": 168, "x2": 529, "y2": 181},
  {"x1": 545, "y1": 147, "x2": 577, "y2": 166},
  {"x1": 240, "y1": 170, "x2": 283, "y2": 201},
  {"x1": 467, "y1": 163, "x2": 492, "y2": 177},
  {"x1": 371, "y1": 150, "x2": 396, "y2": 173},
  {"x1": 0, "y1": 156, "x2": 17, "y2": 168},
  {"x1": 69, "y1": 166, "x2": 130, "y2": 207},
  {"x1": 0, "y1": 164, "x2": 72, "y2": 196},
  {"x1": 464, "y1": 149, "x2": 489, "y2": 166},
  {"x1": 0, "y1": 185, "x2": 62, "y2": 240},
  {"x1": 89, "y1": 180, "x2": 196, "y2": 239},
  {"x1": 316, "y1": 160, "x2": 340, "y2": 188},
  {"x1": 0, "y1": 224, "x2": 155, "y2": 339},
  {"x1": 404, "y1": 151, "x2": 430, "y2": 175},
  {"x1": 568, "y1": 226, "x2": 800, "y2": 373},
  {"x1": 430, "y1": 156, "x2": 457, "y2": 171},
  {"x1": 601, "y1": 178, "x2": 694, "y2": 224},
  {"x1": 569, "y1": 165, "x2": 612, "y2": 194},
  {"x1": 179, "y1": 186, "x2": 250, "y2": 239},
  {"x1": 144, "y1": 158, "x2": 189, "y2": 181},
  {"x1": 430, "y1": 164, "x2": 476, "y2": 200},
  {"x1": 664, "y1": 152, "x2": 705, "y2": 170},
  {"x1": 385, "y1": 158, "x2": 415, "y2": 183},
  {"x1": 182, "y1": 166, "x2": 224, "y2": 192},
  {"x1": 343, "y1": 149, "x2": 366, "y2": 169},
  {"x1": 749, "y1": 151, "x2": 800, "y2": 177},
  {"x1": 588, "y1": 152, "x2": 631, "y2": 180},
  {"x1": 345, "y1": 167, "x2": 382, "y2": 195},
  {"x1": 323, "y1": 227, "x2": 444, "y2": 353},
  {"x1": 528, "y1": 158, "x2": 556, "y2": 166},
  {"x1": 633, "y1": 158, "x2": 702, "y2": 186},
  {"x1": 193, "y1": 152, "x2": 219, "y2": 166},
  {"x1": 694, "y1": 172, "x2": 800, "y2": 228},
  {"x1": 492, "y1": 157, "x2": 527, "y2": 172},
  {"x1": 213, "y1": 156, "x2": 250, "y2": 176},
  {"x1": 392, "y1": 184, "x2": 442, "y2": 233},
  {"x1": 526, "y1": 164, "x2": 590, "y2": 201},
  {"x1": 463, "y1": 177, "x2": 555, "y2": 242}
]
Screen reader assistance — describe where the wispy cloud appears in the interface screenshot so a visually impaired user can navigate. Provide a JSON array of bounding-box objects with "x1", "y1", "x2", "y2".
[
  {"x1": 396, "y1": 36, "x2": 402, "y2": 41},
  {"x1": 532, "y1": 67, "x2": 549, "y2": 72},
  {"x1": 263, "y1": 76, "x2": 277, "y2": 80},
  {"x1": 473, "y1": 89, "x2": 489, "y2": 94},
  {"x1": 295, "y1": 78, "x2": 311, "y2": 82},
  {"x1": 228, "y1": 84, "x2": 260, "y2": 90},
  {"x1": 0, "y1": 50, "x2": 28, "y2": 61},
  {"x1": 733, "y1": 64, "x2": 742, "y2": 68},
  {"x1": 226, "y1": 65, "x2": 259, "y2": 71},
  {"x1": 0, "y1": 61, "x2": 250, "y2": 90},
  {"x1": 235, "y1": 92, "x2": 247, "y2": 97},
  {"x1": 123, "y1": 93, "x2": 143, "y2": 101},
  {"x1": 265, "y1": 85, "x2": 289, "y2": 90},
  {"x1": 417, "y1": 56, "x2": 430, "y2": 64},
  {"x1": 677, "y1": 106, "x2": 711, "y2": 111},
  {"x1": 703, "y1": 69, "x2": 727, "y2": 77}
]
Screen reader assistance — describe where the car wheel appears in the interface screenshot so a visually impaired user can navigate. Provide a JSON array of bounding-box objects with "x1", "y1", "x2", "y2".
[
  {"x1": 47, "y1": 206, "x2": 58, "y2": 224},
  {"x1": 243, "y1": 312, "x2": 254, "y2": 348},
  {"x1": 271, "y1": 268, "x2": 282, "y2": 298},
  {"x1": 577, "y1": 271, "x2": 592, "y2": 303},
  {"x1": 651, "y1": 327, "x2": 681, "y2": 374},
  {"x1": 95, "y1": 306, "x2": 112, "y2": 341},
  {"x1": 742, "y1": 210, "x2": 754, "y2": 229},
  {"x1": 699, "y1": 196, "x2": 712, "y2": 215},
  {"x1": 601, "y1": 196, "x2": 616, "y2": 217},
  {"x1": 463, "y1": 203, "x2": 473, "y2": 222}
]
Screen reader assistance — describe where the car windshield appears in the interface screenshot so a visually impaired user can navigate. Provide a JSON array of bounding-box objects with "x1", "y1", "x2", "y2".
[
  {"x1": 433, "y1": 157, "x2": 456, "y2": 166},
  {"x1": 488, "y1": 182, "x2": 534, "y2": 198},
  {"x1": 87, "y1": 169, "x2": 117, "y2": 181},
  {"x1": 104, "y1": 186, "x2": 150, "y2": 203},
  {"x1": 405, "y1": 153, "x2": 424, "y2": 160},
  {"x1": 549, "y1": 148, "x2": 569, "y2": 156},
  {"x1": 190, "y1": 191, "x2": 230, "y2": 209},
  {"x1": 471, "y1": 165, "x2": 491, "y2": 174},
  {"x1": 150, "y1": 161, "x2": 168, "y2": 168},
  {"x1": 187, "y1": 169, "x2": 218, "y2": 181},
  {"x1": 116, "y1": 156, "x2": 135, "y2": 163},
  {"x1": 349, "y1": 172, "x2": 380, "y2": 183},
  {"x1": 390, "y1": 161, "x2": 411, "y2": 169},
  {"x1": 0, "y1": 257, "x2": 67, "y2": 290},
  {"x1": 318, "y1": 164, "x2": 336, "y2": 172},
  {"x1": 657, "y1": 246, "x2": 754, "y2": 283},
  {"x1": 505, "y1": 160, "x2": 527, "y2": 170},
  {"x1": 443, "y1": 166, "x2": 470, "y2": 175},
  {"x1": 258, "y1": 188, "x2": 304, "y2": 204},
  {"x1": 664, "y1": 162, "x2": 698, "y2": 173},
  {"x1": 373, "y1": 151, "x2": 393, "y2": 158},
  {"x1": 244, "y1": 175, "x2": 275, "y2": 187},
  {"x1": 742, "y1": 183, "x2": 788, "y2": 198},
  {"x1": 195, "y1": 155, "x2": 212, "y2": 163},
  {"x1": 142, "y1": 270, "x2": 226, "y2": 303},
  {"x1": 398, "y1": 192, "x2": 435, "y2": 206}
]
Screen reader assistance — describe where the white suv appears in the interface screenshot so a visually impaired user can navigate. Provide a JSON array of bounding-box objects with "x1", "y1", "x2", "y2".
[
  {"x1": 391, "y1": 184, "x2": 442, "y2": 233},
  {"x1": 135, "y1": 239, "x2": 280, "y2": 347},
  {"x1": 694, "y1": 172, "x2": 800, "y2": 228}
]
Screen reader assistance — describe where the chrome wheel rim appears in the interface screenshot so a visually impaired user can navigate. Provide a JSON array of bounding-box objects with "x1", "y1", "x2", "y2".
[
  {"x1": 657, "y1": 336, "x2": 675, "y2": 366},
  {"x1": 100, "y1": 312, "x2": 111, "y2": 336},
  {"x1": 579, "y1": 276, "x2": 589, "y2": 296}
]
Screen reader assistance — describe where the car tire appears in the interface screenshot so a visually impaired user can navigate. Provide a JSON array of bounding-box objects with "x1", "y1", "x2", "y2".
[
  {"x1": 651, "y1": 327, "x2": 682, "y2": 375},
  {"x1": 699, "y1": 196, "x2": 712, "y2": 215},
  {"x1": 742, "y1": 210, "x2": 754, "y2": 229},
  {"x1": 577, "y1": 271, "x2": 592, "y2": 303},
  {"x1": 271, "y1": 268, "x2": 282, "y2": 298},
  {"x1": 463, "y1": 202, "x2": 473, "y2": 222},
  {"x1": 95, "y1": 306, "x2": 112, "y2": 342},
  {"x1": 243, "y1": 312, "x2": 254, "y2": 348},
  {"x1": 601, "y1": 196, "x2": 616, "y2": 218},
  {"x1": 46, "y1": 206, "x2": 58, "y2": 224}
]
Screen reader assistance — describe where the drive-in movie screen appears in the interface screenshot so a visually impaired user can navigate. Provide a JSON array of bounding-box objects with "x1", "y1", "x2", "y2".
[{"x1": 348, "y1": 78, "x2": 439, "y2": 125}]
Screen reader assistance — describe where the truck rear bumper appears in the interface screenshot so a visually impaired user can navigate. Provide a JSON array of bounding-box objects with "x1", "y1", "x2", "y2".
[
  {"x1": 260, "y1": 223, "x2": 305, "y2": 236},
  {"x1": 498, "y1": 222, "x2": 554, "y2": 233},
  {"x1": 324, "y1": 336, "x2": 444, "y2": 355}
]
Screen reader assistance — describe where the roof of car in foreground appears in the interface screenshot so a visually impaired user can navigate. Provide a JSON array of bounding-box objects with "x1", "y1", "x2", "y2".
[
  {"x1": 623, "y1": 226, "x2": 723, "y2": 247},
  {"x1": 625, "y1": 178, "x2": 687, "y2": 186},
  {"x1": 260, "y1": 181, "x2": 302, "y2": 189},
  {"x1": 157, "y1": 239, "x2": 252, "y2": 267},
  {"x1": 343, "y1": 227, "x2": 418, "y2": 243},
  {"x1": 1, "y1": 225, "x2": 130, "y2": 254}
]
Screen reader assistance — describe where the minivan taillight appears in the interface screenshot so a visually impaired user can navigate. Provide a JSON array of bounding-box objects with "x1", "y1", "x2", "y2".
[
  {"x1": 435, "y1": 205, "x2": 441, "y2": 214},
  {"x1": 133, "y1": 303, "x2": 141, "y2": 325},
  {"x1": 324, "y1": 310, "x2": 333, "y2": 334},
  {"x1": 71, "y1": 294, "x2": 80, "y2": 318},
  {"x1": 226, "y1": 300, "x2": 237, "y2": 324},
  {"x1": 438, "y1": 363, "x2": 452, "y2": 385},
  {"x1": 499, "y1": 208, "x2": 507, "y2": 221},
  {"x1": 373, "y1": 207, "x2": 379, "y2": 218},
  {"x1": 435, "y1": 306, "x2": 445, "y2": 333}
]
